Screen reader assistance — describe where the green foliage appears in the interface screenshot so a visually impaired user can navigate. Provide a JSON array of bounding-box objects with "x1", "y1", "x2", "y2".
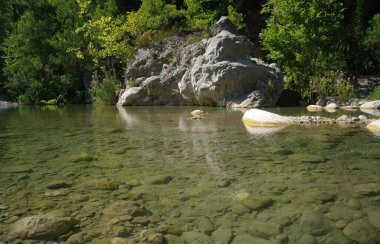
[
  {"x1": 90, "y1": 68, "x2": 121, "y2": 105},
  {"x1": 363, "y1": 14, "x2": 380, "y2": 72},
  {"x1": 76, "y1": 15, "x2": 136, "y2": 67},
  {"x1": 260, "y1": 0, "x2": 345, "y2": 97},
  {"x1": 228, "y1": 5, "x2": 245, "y2": 30},
  {"x1": 369, "y1": 85, "x2": 380, "y2": 99},
  {"x1": 2, "y1": 0, "x2": 84, "y2": 104}
]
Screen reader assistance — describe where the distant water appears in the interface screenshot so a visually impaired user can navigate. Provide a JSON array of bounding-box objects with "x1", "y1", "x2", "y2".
[{"x1": 0, "y1": 105, "x2": 379, "y2": 243}]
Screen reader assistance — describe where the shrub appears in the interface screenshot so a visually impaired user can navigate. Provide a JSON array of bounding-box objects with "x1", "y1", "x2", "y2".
[
  {"x1": 370, "y1": 85, "x2": 380, "y2": 99},
  {"x1": 90, "y1": 69, "x2": 122, "y2": 105}
]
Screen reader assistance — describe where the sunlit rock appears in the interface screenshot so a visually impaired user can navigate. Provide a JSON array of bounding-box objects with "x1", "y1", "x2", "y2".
[
  {"x1": 306, "y1": 105, "x2": 323, "y2": 112},
  {"x1": 190, "y1": 110, "x2": 205, "y2": 119},
  {"x1": 360, "y1": 100, "x2": 380, "y2": 109},
  {"x1": 325, "y1": 103, "x2": 339, "y2": 110},
  {"x1": 242, "y1": 109, "x2": 292, "y2": 127},
  {"x1": 367, "y1": 120, "x2": 380, "y2": 136}
]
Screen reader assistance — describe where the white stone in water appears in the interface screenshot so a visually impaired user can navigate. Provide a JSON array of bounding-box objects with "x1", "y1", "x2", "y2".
[
  {"x1": 367, "y1": 120, "x2": 380, "y2": 132},
  {"x1": 242, "y1": 109, "x2": 293, "y2": 127},
  {"x1": 359, "y1": 115, "x2": 367, "y2": 122},
  {"x1": 341, "y1": 105, "x2": 358, "y2": 111},
  {"x1": 360, "y1": 100, "x2": 380, "y2": 109},
  {"x1": 306, "y1": 105, "x2": 323, "y2": 112},
  {"x1": 336, "y1": 115, "x2": 348, "y2": 122},
  {"x1": 325, "y1": 103, "x2": 339, "y2": 109}
]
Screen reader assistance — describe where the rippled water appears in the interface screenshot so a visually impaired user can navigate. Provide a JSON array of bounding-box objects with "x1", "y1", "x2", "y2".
[{"x1": 0, "y1": 105, "x2": 380, "y2": 243}]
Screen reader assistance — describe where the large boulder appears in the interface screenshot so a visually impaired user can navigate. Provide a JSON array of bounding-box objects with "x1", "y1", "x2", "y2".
[
  {"x1": 118, "y1": 17, "x2": 283, "y2": 107},
  {"x1": 360, "y1": 100, "x2": 380, "y2": 109}
]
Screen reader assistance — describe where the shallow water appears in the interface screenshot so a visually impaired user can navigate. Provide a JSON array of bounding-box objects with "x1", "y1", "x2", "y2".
[{"x1": 0, "y1": 106, "x2": 380, "y2": 243}]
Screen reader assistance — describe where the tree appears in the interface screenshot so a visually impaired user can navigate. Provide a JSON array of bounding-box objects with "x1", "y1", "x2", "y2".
[
  {"x1": 2, "y1": 0, "x2": 84, "y2": 104},
  {"x1": 363, "y1": 14, "x2": 380, "y2": 73},
  {"x1": 260, "y1": 0, "x2": 345, "y2": 97}
]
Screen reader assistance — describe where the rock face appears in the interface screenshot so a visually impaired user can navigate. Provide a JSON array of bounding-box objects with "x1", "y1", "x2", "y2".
[
  {"x1": 118, "y1": 17, "x2": 283, "y2": 107},
  {"x1": 10, "y1": 215, "x2": 76, "y2": 240}
]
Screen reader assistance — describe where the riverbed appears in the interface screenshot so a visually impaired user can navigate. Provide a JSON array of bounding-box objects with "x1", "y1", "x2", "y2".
[{"x1": 0, "y1": 106, "x2": 380, "y2": 243}]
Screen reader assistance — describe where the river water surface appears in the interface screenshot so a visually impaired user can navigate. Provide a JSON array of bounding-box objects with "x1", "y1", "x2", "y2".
[{"x1": 0, "y1": 106, "x2": 380, "y2": 243}]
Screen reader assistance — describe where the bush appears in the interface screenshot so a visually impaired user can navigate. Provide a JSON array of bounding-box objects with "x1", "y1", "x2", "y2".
[
  {"x1": 90, "y1": 68, "x2": 122, "y2": 105},
  {"x1": 370, "y1": 85, "x2": 380, "y2": 99}
]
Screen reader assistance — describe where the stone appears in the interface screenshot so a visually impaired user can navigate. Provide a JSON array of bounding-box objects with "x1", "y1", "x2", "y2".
[
  {"x1": 299, "y1": 212, "x2": 332, "y2": 236},
  {"x1": 166, "y1": 234, "x2": 185, "y2": 244},
  {"x1": 248, "y1": 221, "x2": 281, "y2": 239},
  {"x1": 352, "y1": 183, "x2": 380, "y2": 196},
  {"x1": 46, "y1": 180, "x2": 71, "y2": 189},
  {"x1": 212, "y1": 228, "x2": 232, "y2": 244},
  {"x1": 367, "y1": 210, "x2": 380, "y2": 230},
  {"x1": 190, "y1": 110, "x2": 204, "y2": 119},
  {"x1": 103, "y1": 201, "x2": 149, "y2": 219},
  {"x1": 118, "y1": 17, "x2": 283, "y2": 107},
  {"x1": 298, "y1": 234, "x2": 316, "y2": 244},
  {"x1": 341, "y1": 105, "x2": 358, "y2": 111},
  {"x1": 9, "y1": 215, "x2": 76, "y2": 240},
  {"x1": 346, "y1": 199, "x2": 361, "y2": 210},
  {"x1": 231, "y1": 192, "x2": 272, "y2": 215},
  {"x1": 182, "y1": 231, "x2": 211, "y2": 243},
  {"x1": 343, "y1": 219, "x2": 380, "y2": 243},
  {"x1": 336, "y1": 115, "x2": 348, "y2": 122},
  {"x1": 306, "y1": 105, "x2": 323, "y2": 112},
  {"x1": 360, "y1": 100, "x2": 380, "y2": 109},
  {"x1": 212, "y1": 16, "x2": 238, "y2": 35},
  {"x1": 148, "y1": 175, "x2": 173, "y2": 185},
  {"x1": 231, "y1": 233, "x2": 273, "y2": 244},
  {"x1": 197, "y1": 217, "x2": 214, "y2": 234},
  {"x1": 325, "y1": 103, "x2": 339, "y2": 109},
  {"x1": 242, "y1": 109, "x2": 292, "y2": 127},
  {"x1": 290, "y1": 154, "x2": 328, "y2": 164},
  {"x1": 367, "y1": 120, "x2": 380, "y2": 133}
]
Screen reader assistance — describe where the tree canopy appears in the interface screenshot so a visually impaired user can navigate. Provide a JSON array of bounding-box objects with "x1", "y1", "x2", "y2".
[{"x1": 0, "y1": 0, "x2": 379, "y2": 104}]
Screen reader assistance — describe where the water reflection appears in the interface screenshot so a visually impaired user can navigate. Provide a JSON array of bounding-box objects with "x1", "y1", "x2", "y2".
[
  {"x1": 360, "y1": 108, "x2": 380, "y2": 116},
  {"x1": 244, "y1": 124, "x2": 288, "y2": 136},
  {"x1": 117, "y1": 106, "x2": 226, "y2": 176}
]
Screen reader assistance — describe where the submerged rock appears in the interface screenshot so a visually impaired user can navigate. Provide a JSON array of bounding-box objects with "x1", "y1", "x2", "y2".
[
  {"x1": 299, "y1": 212, "x2": 332, "y2": 236},
  {"x1": 9, "y1": 215, "x2": 76, "y2": 240},
  {"x1": 367, "y1": 120, "x2": 380, "y2": 133},
  {"x1": 343, "y1": 219, "x2": 380, "y2": 243},
  {"x1": 231, "y1": 192, "x2": 273, "y2": 215},
  {"x1": 103, "y1": 201, "x2": 150, "y2": 218}
]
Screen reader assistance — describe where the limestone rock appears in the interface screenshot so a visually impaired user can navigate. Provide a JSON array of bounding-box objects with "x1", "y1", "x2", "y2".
[
  {"x1": 325, "y1": 103, "x2": 339, "y2": 109},
  {"x1": 118, "y1": 17, "x2": 283, "y2": 107},
  {"x1": 306, "y1": 105, "x2": 323, "y2": 112},
  {"x1": 367, "y1": 120, "x2": 380, "y2": 133},
  {"x1": 10, "y1": 215, "x2": 76, "y2": 240},
  {"x1": 360, "y1": 100, "x2": 380, "y2": 109},
  {"x1": 343, "y1": 219, "x2": 380, "y2": 243},
  {"x1": 242, "y1": 109, "x2": 292, "y2": 127}
]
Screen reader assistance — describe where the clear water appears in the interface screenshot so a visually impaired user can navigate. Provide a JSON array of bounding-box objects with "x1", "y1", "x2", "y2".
[{"x1": 0, "y1": 106, "x2": 380, "y2": 243}]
